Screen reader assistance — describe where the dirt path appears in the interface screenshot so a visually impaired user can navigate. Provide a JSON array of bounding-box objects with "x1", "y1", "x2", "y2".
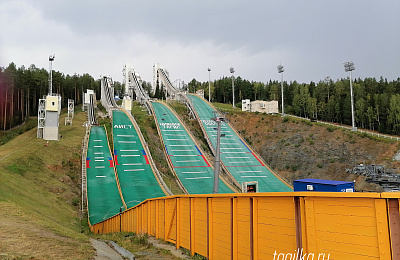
[{"x1": 148, "y1": 237, "x2": 188, "y2": 259}]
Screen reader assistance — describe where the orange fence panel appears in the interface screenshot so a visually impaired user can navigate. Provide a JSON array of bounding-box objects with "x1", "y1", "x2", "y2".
[
  {"x1": 89, "y1": 193, "x2": 400, "y2": 260},
  {"x1": 178, "y1": 197, "x2": 191, "y2": 250},
  {"x1": 209, "y1": 197, "x2": 232, "y2": 259},
  {"x1": 192, "y1": 197, "x2": 208, "y2": 257},
  {"x1": 303, "y1": 196, "x2": 390, "y2": 260},
  {"x1": 254, "y1": 196, "x2": 297, "y2": 260},
  {"x1": 235, "y1": 197, "x2": 251, "y2": 260},
  {"x1": 165, "y1": 198, "x2": 177, "y2": 243}
]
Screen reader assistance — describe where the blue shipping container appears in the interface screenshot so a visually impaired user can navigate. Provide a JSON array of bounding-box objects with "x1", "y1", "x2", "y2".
[{"x1": 293, "y1": 178, "x2": 354, "y2": 192}]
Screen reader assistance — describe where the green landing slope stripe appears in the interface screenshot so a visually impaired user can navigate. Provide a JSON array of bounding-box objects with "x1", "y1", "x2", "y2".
[
  {"x1": 152, "y1": 101, "x2": 233, "y2": 194},
  {"x1": 187, "y1": 94, "x2": 292, "y2": 192},
  {"x1": 86, "y1": 126, "x2": 124, "y2": 225},
  {"x1": 112, "y1": 110, "x2": 165, "y2": 208}
]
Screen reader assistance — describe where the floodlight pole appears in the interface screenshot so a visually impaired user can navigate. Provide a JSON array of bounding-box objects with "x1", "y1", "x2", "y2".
[
  {"x1": 277, "y1": 64, "x2": 284, "y2": 116},
  {"x1": 344, "y1": 61, "x2": 356, "y2": 131},
  {"x1": 48, "y1": 54, "x2": 55, "y2": 95},
  {"x1": 213, "y1": 118, "x2": 222, "y2": 194},
  {"x1": 230, "y1": 67, "x2": 235, "y2": 108},
  {"x1": 211, "y1": 111, "x2": 228, "y2": 194},
  {"x1": 208, "y1": 68, "x2": 211, "y2": 102}
]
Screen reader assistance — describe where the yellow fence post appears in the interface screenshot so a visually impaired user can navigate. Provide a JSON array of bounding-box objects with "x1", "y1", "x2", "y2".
[
  {"x1": 232, "y1": 197, "x2": 238, "y2": 260},
  {"x1": 387, "y1": 198, "x2": 400, "y2": 259},
  {"x1": 299, "y1": 196, "x2": 307, "y2": 254},
  {"x1": 164, "y1": 198, "x2": 168, "y2": 241},
  {"x1": 252, "y1": 197, "x2": 258, "y2": 260},
  {"x1": 176, "y1": 197, "x2": 180, "y2": 250},
  {"x1": 190, "y1": 197, "x2": 195, "y2": 256},
  {"x1": 149, "y1": 201, "x2": 152, "y2": 235},
  {"x1": 304, "y1": 197, "x2": 316, "y2": 255},
  {"x1": 208, "y1": 197, "x2": 213, "y2": 259},
  {"x1": 136, "y1": 205, "x2": 140, "y2": 234},
  {"x1": 375, "y1": 199, "x2": 391, "y2": 259},
  {"x1": 294, "y1": 196, "x2": 303, "y2": 253}
]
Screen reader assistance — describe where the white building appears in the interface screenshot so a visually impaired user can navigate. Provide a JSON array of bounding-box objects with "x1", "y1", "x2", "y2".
[{"x1": 242, "y1": 99, "x2": 278, "y2": 114}]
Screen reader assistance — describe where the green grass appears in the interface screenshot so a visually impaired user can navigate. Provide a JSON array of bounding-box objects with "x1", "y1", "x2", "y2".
[
  {"x1": 0, "y1": 110, "x2": 93, "y2": 259},
  {"x1": 0, "y1": 117, "x2": 37, "y2": 146},
  {"x1": 213, "y1": 102, "x2": 242, "y2": 113}
]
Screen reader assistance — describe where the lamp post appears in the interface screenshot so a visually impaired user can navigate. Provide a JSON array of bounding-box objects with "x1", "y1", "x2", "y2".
[
  {"x1": 48, "y1": 54, "x2": 55, "y2": 95},
  {"x1": 208, "y1": 68, "x2": 211, "y2": 102},
  {"x1": 230, "y1": 67, "x2": 235, "y2": 108},
  {"x1": 277, "y1": 64, "x2": 284, "y2": 116},
  {"x1": 211, "y1": 111, "x2": 228, "y2": 194},
  {"x1": 344, "y1": 61, "x2": 356, "y2": 131}
]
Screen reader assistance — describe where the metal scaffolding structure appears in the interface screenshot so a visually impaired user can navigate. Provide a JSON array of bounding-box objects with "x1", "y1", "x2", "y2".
[
  {"x1": 37, "y1": 98, "x2": 46, "y2": 138},
  {"x1": 347, "y1": 164, "x2": 400, "y2": 191},
  {"x1": 65, "y1": 99, "x2": 74, "y2": 125}
]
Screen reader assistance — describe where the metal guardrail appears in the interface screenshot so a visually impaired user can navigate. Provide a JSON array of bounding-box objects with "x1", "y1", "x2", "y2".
[{"x1": 81, "y1": 124, "x2": 90, "y2": 213}]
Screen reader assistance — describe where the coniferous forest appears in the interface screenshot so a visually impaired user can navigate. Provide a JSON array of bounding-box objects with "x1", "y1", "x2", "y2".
[
  {"x1": 0, "y1": 63, "x2": 99, "y2": 131},
  {"x1": 1, "y1": 62, "x2": 400, "y2": 136},
  {"x1": 187, "y1": 76, "x2": 400, "y2": 135}
]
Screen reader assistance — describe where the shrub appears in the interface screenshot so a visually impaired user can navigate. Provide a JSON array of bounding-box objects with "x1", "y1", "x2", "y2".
[{"x1": 326, "y1": 126, "x2": 336, "y2": 132}]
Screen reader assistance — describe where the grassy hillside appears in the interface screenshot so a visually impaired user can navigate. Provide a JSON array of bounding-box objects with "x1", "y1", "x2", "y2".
[
  {"x1": 226, "y1": 109, "x2": 399, "y2": 191},
  {"x1": 0, "y1": 110, "x2": 93, "y2": 259},
  {"x1": 0, "y1": 105, "x2": 202, "y2": 260}
]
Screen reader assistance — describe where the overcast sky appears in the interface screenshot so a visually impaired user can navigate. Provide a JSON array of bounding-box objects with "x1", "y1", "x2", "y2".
[{"x1": 1, "y1": 0, "x2": 399, "y2": 85}]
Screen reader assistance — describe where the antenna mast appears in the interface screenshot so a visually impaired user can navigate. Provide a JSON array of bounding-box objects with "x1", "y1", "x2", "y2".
[{"x1": 48, "y1": 54, "x2": 55, "y2": 95}]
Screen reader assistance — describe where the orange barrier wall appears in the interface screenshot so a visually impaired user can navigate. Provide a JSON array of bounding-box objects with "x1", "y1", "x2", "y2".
[{"x1": 90, "y1": 192, "x2": 400, "y2": 260}]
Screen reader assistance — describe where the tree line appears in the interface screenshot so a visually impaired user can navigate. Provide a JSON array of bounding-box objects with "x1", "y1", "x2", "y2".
[
  {"x1": 2, "y1": 61, "x2": 399, "y2": 136},
  {"x1": 0, "y1": 62, "x2": 101, "y2": 131},
  {"x1": 188, "y1": 76, "x2": 400, "y2": 135}
]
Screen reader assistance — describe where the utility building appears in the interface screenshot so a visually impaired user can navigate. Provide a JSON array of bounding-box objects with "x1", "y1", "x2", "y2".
[
  {"x1": 37, "y1": 54, "x2": 62, "y2": 141},
  {"x1": 242, "y1": 99, "x2": 278, "y2": 114},
  {"x1": 43, "y1": 95, "x2": 61, "y2": 140}
]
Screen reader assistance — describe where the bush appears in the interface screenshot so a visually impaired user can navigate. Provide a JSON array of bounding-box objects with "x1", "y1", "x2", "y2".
[
  {"x1": 72, "y1": 198, "x2": 80, "y2": 206},
  {"x1": 5, "y1": 163, "x2": 28, "y2": 175},
  {"x1": 326, "y1": 126, "x2": 336, "y2": 132}
]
